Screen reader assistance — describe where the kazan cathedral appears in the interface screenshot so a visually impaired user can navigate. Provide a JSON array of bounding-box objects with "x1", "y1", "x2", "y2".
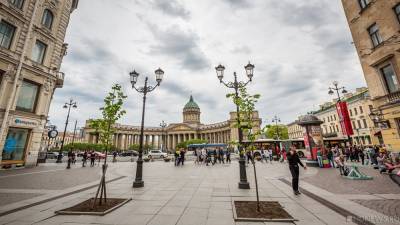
[{"x1": 84, "y1": 96, "x2": 261, "y2": 151}]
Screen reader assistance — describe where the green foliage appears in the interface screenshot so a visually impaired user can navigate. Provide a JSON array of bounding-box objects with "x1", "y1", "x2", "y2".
[
  {"x1": 263, "y1": 125, "x2": 289, "y2": 140},
  {"x1": 226, "y1": 87, "x2": 260, "y2": 154},
  {"x1": 89, "y1": 84, "x2": 127, "y2": 153},
  {"x1": 176, "y1": 139, "x2": 208, "y2": 149}
]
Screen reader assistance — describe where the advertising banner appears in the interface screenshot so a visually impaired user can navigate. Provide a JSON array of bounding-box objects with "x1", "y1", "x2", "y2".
[{"x1": 336, "y1": 102, "x2": 354, "y2": 136}]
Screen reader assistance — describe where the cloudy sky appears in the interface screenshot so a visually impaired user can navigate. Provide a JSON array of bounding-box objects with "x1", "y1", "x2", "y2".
[{"x1": 49, "y1": 0, "x2": 366, "y2": 131}]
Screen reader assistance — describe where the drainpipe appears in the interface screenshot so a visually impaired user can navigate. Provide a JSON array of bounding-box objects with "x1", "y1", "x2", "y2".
[{"x1": 0, "y1": 0, "x2": 41, "y2": 161}]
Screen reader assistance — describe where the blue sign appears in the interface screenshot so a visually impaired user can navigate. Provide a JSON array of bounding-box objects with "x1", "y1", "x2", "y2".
[{"x1": 4, "y1": 138, "x2": 16, "y2": 153}]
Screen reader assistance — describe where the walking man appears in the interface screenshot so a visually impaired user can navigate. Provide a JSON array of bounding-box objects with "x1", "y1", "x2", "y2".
[
  {"x1": 90, "y1": 151, "x2": 96, "y2": 167},
  {"x1": 82, "y1": 151, "x2": 88, "y2": 167},
  {"x1": 287, "y1": 146, "x2": 306, "y2": 195}
]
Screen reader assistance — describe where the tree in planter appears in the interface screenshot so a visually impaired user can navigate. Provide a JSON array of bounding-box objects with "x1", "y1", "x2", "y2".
[
  {"x1": 226, "y1": 86, "x2": 262, "y2": 211},
  {"x1": 89, "y1": 84, "x2": 127, "y2": 206}
]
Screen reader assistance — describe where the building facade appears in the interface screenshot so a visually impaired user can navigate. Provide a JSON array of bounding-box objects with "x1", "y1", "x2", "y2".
[
  {"x1": 341, "y1": 0, "x2": 400, "y2": 151},
  {"x1": 0, "y1": 0, "x2": 78, "y2": 167},
  {"x1": 287, "y1": 120, "x2": 303, "y2": 140},
  {"x1": 84, "y1": 96, "x2": 262, "y2": 151},
  {"x1": 312, "y1": 88, "x2": 380, "y2": 145}
]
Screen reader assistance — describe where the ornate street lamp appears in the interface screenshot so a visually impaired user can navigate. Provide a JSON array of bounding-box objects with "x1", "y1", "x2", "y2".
[
  {"x1": 271, "y1": 115, "x2": 281, "y2": 154},
  {"x1": 160, "y1": 120, "x2": 167, "y2": 152},
  {"x1": 327, "y1": 81, "x2": 351, "y2": 146},
  {"x1": 328, "y1": 81, "x2": 348, "y2": 102},
  {"x1": 215, "y1": 62, "x2": 254, "y2": 189},
  {"x1": 129, "y1": 67, "x2": 164, "y2": 188},
  {"x1": 57, "y1": 99, "x2": 77, "y2": 165}
]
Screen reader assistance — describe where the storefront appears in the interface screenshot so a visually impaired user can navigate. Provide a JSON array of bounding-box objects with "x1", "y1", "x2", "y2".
[
  {"x1": 2, "y1": 127, "x2": 31, "y2": 165},
  {"x1": 1, "y1": 116, "x2": 43, "y2": 168}
]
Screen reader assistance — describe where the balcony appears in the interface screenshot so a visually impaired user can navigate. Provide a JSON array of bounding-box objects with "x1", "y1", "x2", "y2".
[
  {"x1": 55, "y1": 72, "x2": 65, "y2": 88},
  {"x1": 386, "y1": 90, "x2": 400, "y2": 104}
]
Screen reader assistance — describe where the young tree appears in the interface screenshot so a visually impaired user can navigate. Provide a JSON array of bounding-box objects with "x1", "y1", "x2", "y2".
[
  {"x1": 264, "y1": 124, "x2": 289, "y2": 140},
  {"x1": 227, "y1": 86, "x2": 262, "y2": 211},
  {"x1": 89, "y1": 84, "x2": 127, "y2": 206}
]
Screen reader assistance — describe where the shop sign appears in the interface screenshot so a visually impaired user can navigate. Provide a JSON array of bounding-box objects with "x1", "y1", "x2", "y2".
[{"x1": 13, "y1": 118, "x2": 38, "y2": 127}]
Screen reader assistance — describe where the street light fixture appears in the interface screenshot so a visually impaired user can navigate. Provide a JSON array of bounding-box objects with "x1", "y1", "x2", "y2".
[
  {"x1": 129, "y1": 67, "x2": 164, "y2": 188},
  {"x1": 327, "y1": 81, "x2": 351, "y2": 146},
  {"x1": 160, "y1": 120, "x2": 167, "y2": 152},
  {"x1": 56, "y1": 99, "x2": 77, "y2": 164},
  {"x1": 215, "y1": 62, "x2": 254, "y2": 189}
]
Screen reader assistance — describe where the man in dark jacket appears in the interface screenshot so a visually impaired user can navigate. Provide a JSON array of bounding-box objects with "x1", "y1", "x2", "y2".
[{"x1": 287, "y1": 146, "x2": 307, "y2": 195}]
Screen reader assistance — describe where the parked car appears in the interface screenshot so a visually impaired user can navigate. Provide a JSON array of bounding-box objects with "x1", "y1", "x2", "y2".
[
  {"x1": 121, "y1": 150, "x2": 138, "y2": 157},
  {"x1": 148, "y1": 150, "x2": 168, "y2": 159},
  {"x1": 46, "y1": 152, "x2": 59, "y2": 159}
]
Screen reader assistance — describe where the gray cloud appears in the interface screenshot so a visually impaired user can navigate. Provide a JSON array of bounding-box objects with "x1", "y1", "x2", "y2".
[
  {"x1": 148, "y1": 23, "x2": 210, "y2": 71},
  {"x1": 153, "y1": 0, "x2": 190, "y2": 19}
]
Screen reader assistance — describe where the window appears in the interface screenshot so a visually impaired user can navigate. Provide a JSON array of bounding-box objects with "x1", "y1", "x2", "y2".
[
  {"x1": 363, "y1": 119, "x2": 367, "y2": 128},
  {"x1": 32, "y1": 40, "x2": 47, "y2": 64},
  {"x1": 394, "y1": 4, "x2": 400, "y2": 23},
  {"x1": 334, "y1": 115, "x2": 337, "y2": 121},
  {"x1": 354, "y1": 108, "x2": 358, "y2": 115},
  {"x1": 352, "y1": 121, "x2": 356, "y2": 129},
  {"x1": 9, "y1": 0, "x2": 24, "y2": 9},
  {"x1": 368, "y1": 23, "x2": 383, "y2": 47},
  {"x1": 359, "y1": 0, "x2": 370, "y2": 10},
  {"x1": 381, "y1": 64, "x2": 400, "y2": 93},
  {"x1": 16, "y1": 80, "x2": 40, "y2": 113},
  {"x1": 0, "y1": 20, "x2": 16, "y2": 49},
  {"x1": 41, "y1": 9, "x2": 53, "y2": 29},
  {"x1": 2, "y1": 128, "x2": 29, "y2": 161},
  {"x1": 349, "y1": 109, "x2": 353, "y2": 116},
  {"x1": 357, "y1": 120, "x2": 362, "y2": 129},
  {"x1": 336, "y1": 125, "x2": 340, "y2": 132},
  {"x1": 359, "y1": 106, "x2": 363, "y2": 114}
]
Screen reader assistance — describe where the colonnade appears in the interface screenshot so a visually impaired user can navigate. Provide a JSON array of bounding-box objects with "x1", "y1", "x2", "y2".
[{"x1": 86, "y1": 129, "x2": 232, "y2": 151}]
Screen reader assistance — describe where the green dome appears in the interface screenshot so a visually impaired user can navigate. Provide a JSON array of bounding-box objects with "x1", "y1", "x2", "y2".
[{"x1": 184, "y1": 95, "x2": 199, "y2": 109}]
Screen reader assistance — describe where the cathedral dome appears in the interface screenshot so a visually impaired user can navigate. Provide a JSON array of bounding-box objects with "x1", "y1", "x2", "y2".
[{"x1": 184, "y1": 95, "x2": 199, "y2": 110}]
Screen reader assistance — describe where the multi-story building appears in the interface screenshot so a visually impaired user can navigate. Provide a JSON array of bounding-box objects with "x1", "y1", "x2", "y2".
[
  {"x1": 312, "y1": 88, "x2": 380, "y2": 145},
  {"x1": 287, "y1": 120, "x2": 303, "y2": 139},
  {"x1": 84, "y1": 96, "x2": 262, "y2": 151},
  {"x1": 341, "y1": 0, "x2": 400, "y2": 151},
  {"x1": 0, "y1": 0, "x2": 78, "y2": 168}
]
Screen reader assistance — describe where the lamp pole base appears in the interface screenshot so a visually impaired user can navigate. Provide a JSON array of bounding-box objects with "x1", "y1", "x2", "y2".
[
  {"x1": 238, "y1": 157, "x2": 250, "y2": 189},
  {"x1": 132, "y1": 180, "x2": 144, "y2": 188}
]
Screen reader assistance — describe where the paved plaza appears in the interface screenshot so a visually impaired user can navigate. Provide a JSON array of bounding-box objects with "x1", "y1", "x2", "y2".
[{"x1": 0, "y1": 159, "x2": 399, "y2": 225}]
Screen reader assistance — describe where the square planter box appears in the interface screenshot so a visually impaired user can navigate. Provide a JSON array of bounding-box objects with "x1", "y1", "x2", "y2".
[
  {"x1": 232, "y1": 200, "x2": 296, "y2": 222},
  {"x1": 55, "y1": 198, "x2": 132, "y2": 216}
]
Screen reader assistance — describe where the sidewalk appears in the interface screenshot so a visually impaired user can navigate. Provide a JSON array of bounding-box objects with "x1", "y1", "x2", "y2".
[{"x1": 0, "y1": 161, "x2": 385, "y2": 225}]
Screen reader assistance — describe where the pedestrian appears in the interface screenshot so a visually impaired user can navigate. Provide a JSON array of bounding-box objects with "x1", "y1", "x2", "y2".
[
  {"x1": 246, "y1": 150, "x2": 252, "y2": 164},
  {"x1": 174, "y1": 149, "x2": 180, "y2": 166},
  {"x1": 219, "y1": 148, "x2": 225, "y2": 164},
  {"x1": 327, "y1": 149, "x2": 335, "y2": 168},
  {"x1": 213, "y1": 149, "x2": 217, "y2": 165},
  {"x1": 72, "y1": 151, "x2": 76, "y2": 165},
  {"x1": 268, "y1": 148, "x2": 273, "y2": 163},
  {"x1": 90, "y1": 151, "x2": 96, "y2": 167},
  {"x1": 335, "y1": 155, "x2": 346, "y2": 175},
  {"x1": 82, "y1": 151, "x2": 88, "y2": 167},
  {"x1": 180, "y1": 149, "x2": 186, "y2": 166},
  {"x1": 287, "y1": 146, "x2": 307, "y2": 195},
  {"x1": 226, "y1": 150, "x2": 231, "y2": 163},
  {"x1": 359, "y1": 148, "x2": 365, "y2": 165},
  {"x1": 206, "y1": 149, "x2": 211, "y2": 166},
  {"x1": 67, "y1": 151, "x2": 73, "y2": 169},
  {"x1": 113, "y1": 151, "x2": 117, "y2": 163}
]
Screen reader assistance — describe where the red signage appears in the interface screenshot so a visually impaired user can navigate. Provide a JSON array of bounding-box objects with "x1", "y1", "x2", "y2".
[{"x1": 336, "y1": 102, "x2": 353, "y2": 136}]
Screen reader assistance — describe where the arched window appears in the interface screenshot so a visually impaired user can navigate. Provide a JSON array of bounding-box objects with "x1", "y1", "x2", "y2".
[{"x1": 41, "y1": 9, "x2": 53, "y2": 29}]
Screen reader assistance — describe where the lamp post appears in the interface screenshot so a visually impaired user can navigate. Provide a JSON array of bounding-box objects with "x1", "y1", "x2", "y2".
[
  {"x1": 56, "y1": 99, "x2": 77, "y2": 163},
  {"x1": 160, "y1": 120, "x2": 167, "y2": 152},
  {"x1": 129, "y1": 68, "x2": 164, "y2": 188},
  {"x1": 272, "y1": 115, "x2": 281, "y2": 153},
  {"x1": 215, "y1": 62, "x2": 254, "y2": 189},
  {"x1": 328, "y1": 81, "x2": 351, "y2": 146}
]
